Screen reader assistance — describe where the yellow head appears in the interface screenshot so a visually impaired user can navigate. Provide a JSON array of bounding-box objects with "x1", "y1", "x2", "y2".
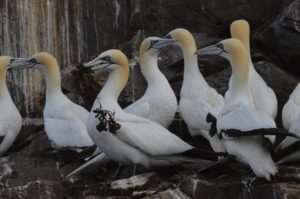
[
  {"x1": 230, "y1": 19, "x2": 250, "y2": 50},
  {"x1": 169, "y1": 28, "x2": 196, "y2": 49},
  {"x1": 0, "y1": 56, "x2": 13, "y2": 71},
  {"x1": 197, "y1": 38, "x2": 249, "y2": 79},
  {"x1": 139, "y1": 37, "x2": 161, "y2": 57},
  {"x1": 84, "y1": 49, "x2": 129, "y2": 72}
]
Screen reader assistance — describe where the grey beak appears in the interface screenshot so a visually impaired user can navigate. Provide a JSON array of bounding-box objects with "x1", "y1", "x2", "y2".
[
  {"x1": 149, "y1": 34, "x2": 176, "y2": 50},
  {"x1": 196, "y1": 43, "x2": 226, "y2": 55},
  {"x1": 9, "y1": 58, "x2": 36, "y2": 69},
  {"x1": 84, "y1": 58, "x2": 111, "y2": 70}
]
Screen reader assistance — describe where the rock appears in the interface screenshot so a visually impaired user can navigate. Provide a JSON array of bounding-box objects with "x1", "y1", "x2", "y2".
[
  {"x1": 0, "y1": 180, "x2": 68, "y2": 199},
  {"x1": 1, "y1": 146, "x2": 62, "y2": 188},
  {"x1": 141, "y1": 0, "x2": 281, "y2": 37},
  {"x1": 61, "y1": 64, "x2": 100, "y2": 110},
  {"x1": 7, "y1": 118, "x2": 44, "y2": 155},
  {"x1": 110, "y1": 172, "x2": 160, "y2": 193},
  {"x1": 180, "y1": 175, "x2": 244, "y2": 199},
  {"x1": 254, "y1": 0, "x2": 300, "y2": 76},
  {"x1": 154, "y1": 188, "x2": 191, "y2": 199}
]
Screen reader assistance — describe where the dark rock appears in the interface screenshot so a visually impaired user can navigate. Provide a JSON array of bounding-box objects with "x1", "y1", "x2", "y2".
[
  {"x1": 61, "y1": 64, "x2": 101, "y2": 110},
  {"x1": 7, "y1": 118, "x2": 44, "y2": 154},
  {"x1": 154, "y1": 188, "x2": 191, "y2": 199},
  {"x1": 254, "y1": 0, "x2": 300, "y2": 76},
  {"x1": 0, "y1": 180, "x2": 68, "y2": 199},
  {"x1": 141, "y1": 0, "x2": 281, "y2": 37}
]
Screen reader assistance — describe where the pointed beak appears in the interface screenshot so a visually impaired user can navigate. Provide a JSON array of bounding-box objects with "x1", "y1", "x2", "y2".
[
  {"x1": 196, "y1": 44, "x2": 224, "y2": 56},
  {"x1": 149, "y1": 34, "x2": 176, "y2": 50},
  {"x1": 9, "y1": 58, "x2": 36, "y2": 69},
  {"x1": 84, "y1": 58, "x2": 111, "y2": 70}
]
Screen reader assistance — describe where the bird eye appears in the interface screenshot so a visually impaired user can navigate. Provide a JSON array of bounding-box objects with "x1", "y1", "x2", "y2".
[
  {"x1": 150, "y1": 40, "x2": 158, "y2": 46},
  {"x1": 216, "y1": 43, "x2": 224, "y2": 50},
  {"x1": 30, "y1": 58, "x2": 38, "y2": 63},
  {"x1": 10, "y1": 58, "x2": 15, "y2": 64},
  {"x1": 101, "y1": 56, "x2": 111, "y2": 62}
]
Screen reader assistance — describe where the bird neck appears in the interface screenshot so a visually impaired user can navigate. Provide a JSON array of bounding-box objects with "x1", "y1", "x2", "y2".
[
  {"x1": 44, "y1": 62, "x2": 62, "y2": 97},
  {"x1": 0, "y1": 69, "x2": 10, "y2": 99},
  {"x1": 182, "y1": 44, "x2": 207, "y2": 89},
  {"x1": 98, "y1": 66, "x2": 129, "y2": 101},
  {"x1": 140, "y1": 54, "x2": 164, "y2": 86},
  {"x1": 229, "y1": 53, "x2": 253, "y2": 105}
]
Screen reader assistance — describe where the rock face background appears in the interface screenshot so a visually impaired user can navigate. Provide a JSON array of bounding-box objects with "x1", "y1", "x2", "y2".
[{"x1": 1, "y1": 0, "x2": 300, "y2": 198}]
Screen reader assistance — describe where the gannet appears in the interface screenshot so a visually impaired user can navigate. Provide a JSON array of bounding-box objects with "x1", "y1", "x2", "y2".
[
  {"x1": 149, "y1": 28, "x2": 225, "y2": 153},
  {"x1": 66, "y1": 37, "x2": 179, "y2": 177},
  {"x1": 9, "y1": 52, "x2": 94, "y2": 150},
  {"x1": 124, "y1": 37, "x2": 177, "y2": 127},
  {"x1": 84, "y1": 49, "x2": 222, "y2": 169},
  {"x1": 197, "y1": 39, "x2": 277, "y2": 180},
  {"x1": 228, "y1": 19, "x2": 278, "y2": 119},
  {"x1": 275, "y1": 83, "x2": 300, "y2": 163},
  {"x1": 0, "y1": 57, "x2": 22, "y2": 156}
]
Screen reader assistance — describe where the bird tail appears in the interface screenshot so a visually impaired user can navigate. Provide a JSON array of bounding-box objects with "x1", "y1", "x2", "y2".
[
  {"x1": 150, "y1": 147, "x2": 227, "y2": 166},
  {"x1": 66, "y1": 153, "x2": 110, "y2": 178}
]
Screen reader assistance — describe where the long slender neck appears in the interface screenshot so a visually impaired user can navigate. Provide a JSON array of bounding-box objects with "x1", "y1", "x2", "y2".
[
  {"x1": 0, "y1": 69, "x2": 10, "y2": 99},
  {"x1": 44, "y1": 63, "x2": 62, "y2": 97},
  {"x1": 140, "y1": 53, "x2": 164, "y2": 87},
  {"x1": 99, "y1": 66, "x2": 129, "y2": 102},
  {"x1": 229, "y1": 53, "x2": 253, "y2": 104},
  {"x1": 241, "y1": 38, "x2": 256, "y2": 72},
  {"x1": 180, "y1": 41, "x2": 207, "y2": 96}
]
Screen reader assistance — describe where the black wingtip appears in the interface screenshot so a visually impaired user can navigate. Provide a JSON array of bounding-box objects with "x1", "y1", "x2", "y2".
[
  {"x1": 180, "y1": 147, "x2": 227, "y2": 161},
  {"x1": 59, "y1": 145, "x2": 98, "y2": 168}
]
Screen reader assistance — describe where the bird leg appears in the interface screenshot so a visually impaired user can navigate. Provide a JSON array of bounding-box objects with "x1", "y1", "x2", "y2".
[
  {"x1": 132, "y1": 164, "x2": 137, "y2": 176},
  {"x1": 112, "y1": 164, "x2": 125, "y2": 180}
]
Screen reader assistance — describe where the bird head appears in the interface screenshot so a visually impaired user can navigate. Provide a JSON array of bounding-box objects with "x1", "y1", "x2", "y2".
[{"x1": 84, "y1": 49, "x2": 128, "y2": 71}]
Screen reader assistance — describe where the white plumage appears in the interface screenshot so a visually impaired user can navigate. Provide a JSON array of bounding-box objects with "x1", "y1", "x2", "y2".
[
  {"x1": 0, "y1": 56, "x2": 22, "y2": 156},
  {"x1": 276, "y1": 83, "x2": 300, "y2": 163},
  {"x1": 150, "y1": 28, "x2": 225, "y2": 153},
  {"x1": 85, "y1": 49, "x2": 208, "y2": 168},
  {"x1": 226, "y1": 19, "x2": 277, "y2": 119},
  {"x1": 124, "y1": 37, "x2": 177, "y2": 127},
  {"x1": 10, "y1": 52, "x2": 94, "y2": 150},
  {"x1": 197, "y1": 38, "x2": 277, "y2": 180}
]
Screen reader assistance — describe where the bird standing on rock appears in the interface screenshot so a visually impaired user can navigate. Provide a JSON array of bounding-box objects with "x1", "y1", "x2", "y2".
[
  {"x1": 197, "y1": 38, "x2": 278, "y2": 180},
  {"x1": 149, "y1": 28, "x2": 225, "y2": 153},
  {"x1": 9, "y1": 52, "x2": 94, "y2": 151},
  {"x1": 84, "y1": 49, "x2": 223, "y2": 177},
  {"x1": 66, "y1": 37, "x2": 179, "y2": 177}
]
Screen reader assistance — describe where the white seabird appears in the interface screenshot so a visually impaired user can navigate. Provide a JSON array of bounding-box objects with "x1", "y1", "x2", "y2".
[
  {"x1": 124, "y1": 37, "x2": 177, "y2": 127},
  {"x1": 228, "y1": 19, "x2": 278, "y2": 119},
  {"x1": 10, "y1": 52, "x2": 94, "y2": 150},
  {"x1": 84, "y1": 49, "x2": 221, "y2": 169},
  {"x1": 66, "y1": 37, "x2": 179, "y2": 177},
  {"x1": 197, "y1": 38, "x2": 278, "y2": 180},
  {"x1": 275, "y1": 83, "x2": 300, "y2": 163},
  {"x1": 0, "y1": 56, "x2": 22, "y2": 156},
  {"x1": 149, "y1": 28, "x2": 225, "y2": 153}
]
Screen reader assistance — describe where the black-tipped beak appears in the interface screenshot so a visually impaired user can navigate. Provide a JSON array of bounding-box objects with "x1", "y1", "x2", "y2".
[
  {"x1": 149, "y1": 34, "x2": 176, "y2": 50},
  {"x1": 196, "y1": 43, "x2": 226, "y2": 56},
  {"x1": 9, "y1": 58, "x2": 36, "y2": 69}
]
